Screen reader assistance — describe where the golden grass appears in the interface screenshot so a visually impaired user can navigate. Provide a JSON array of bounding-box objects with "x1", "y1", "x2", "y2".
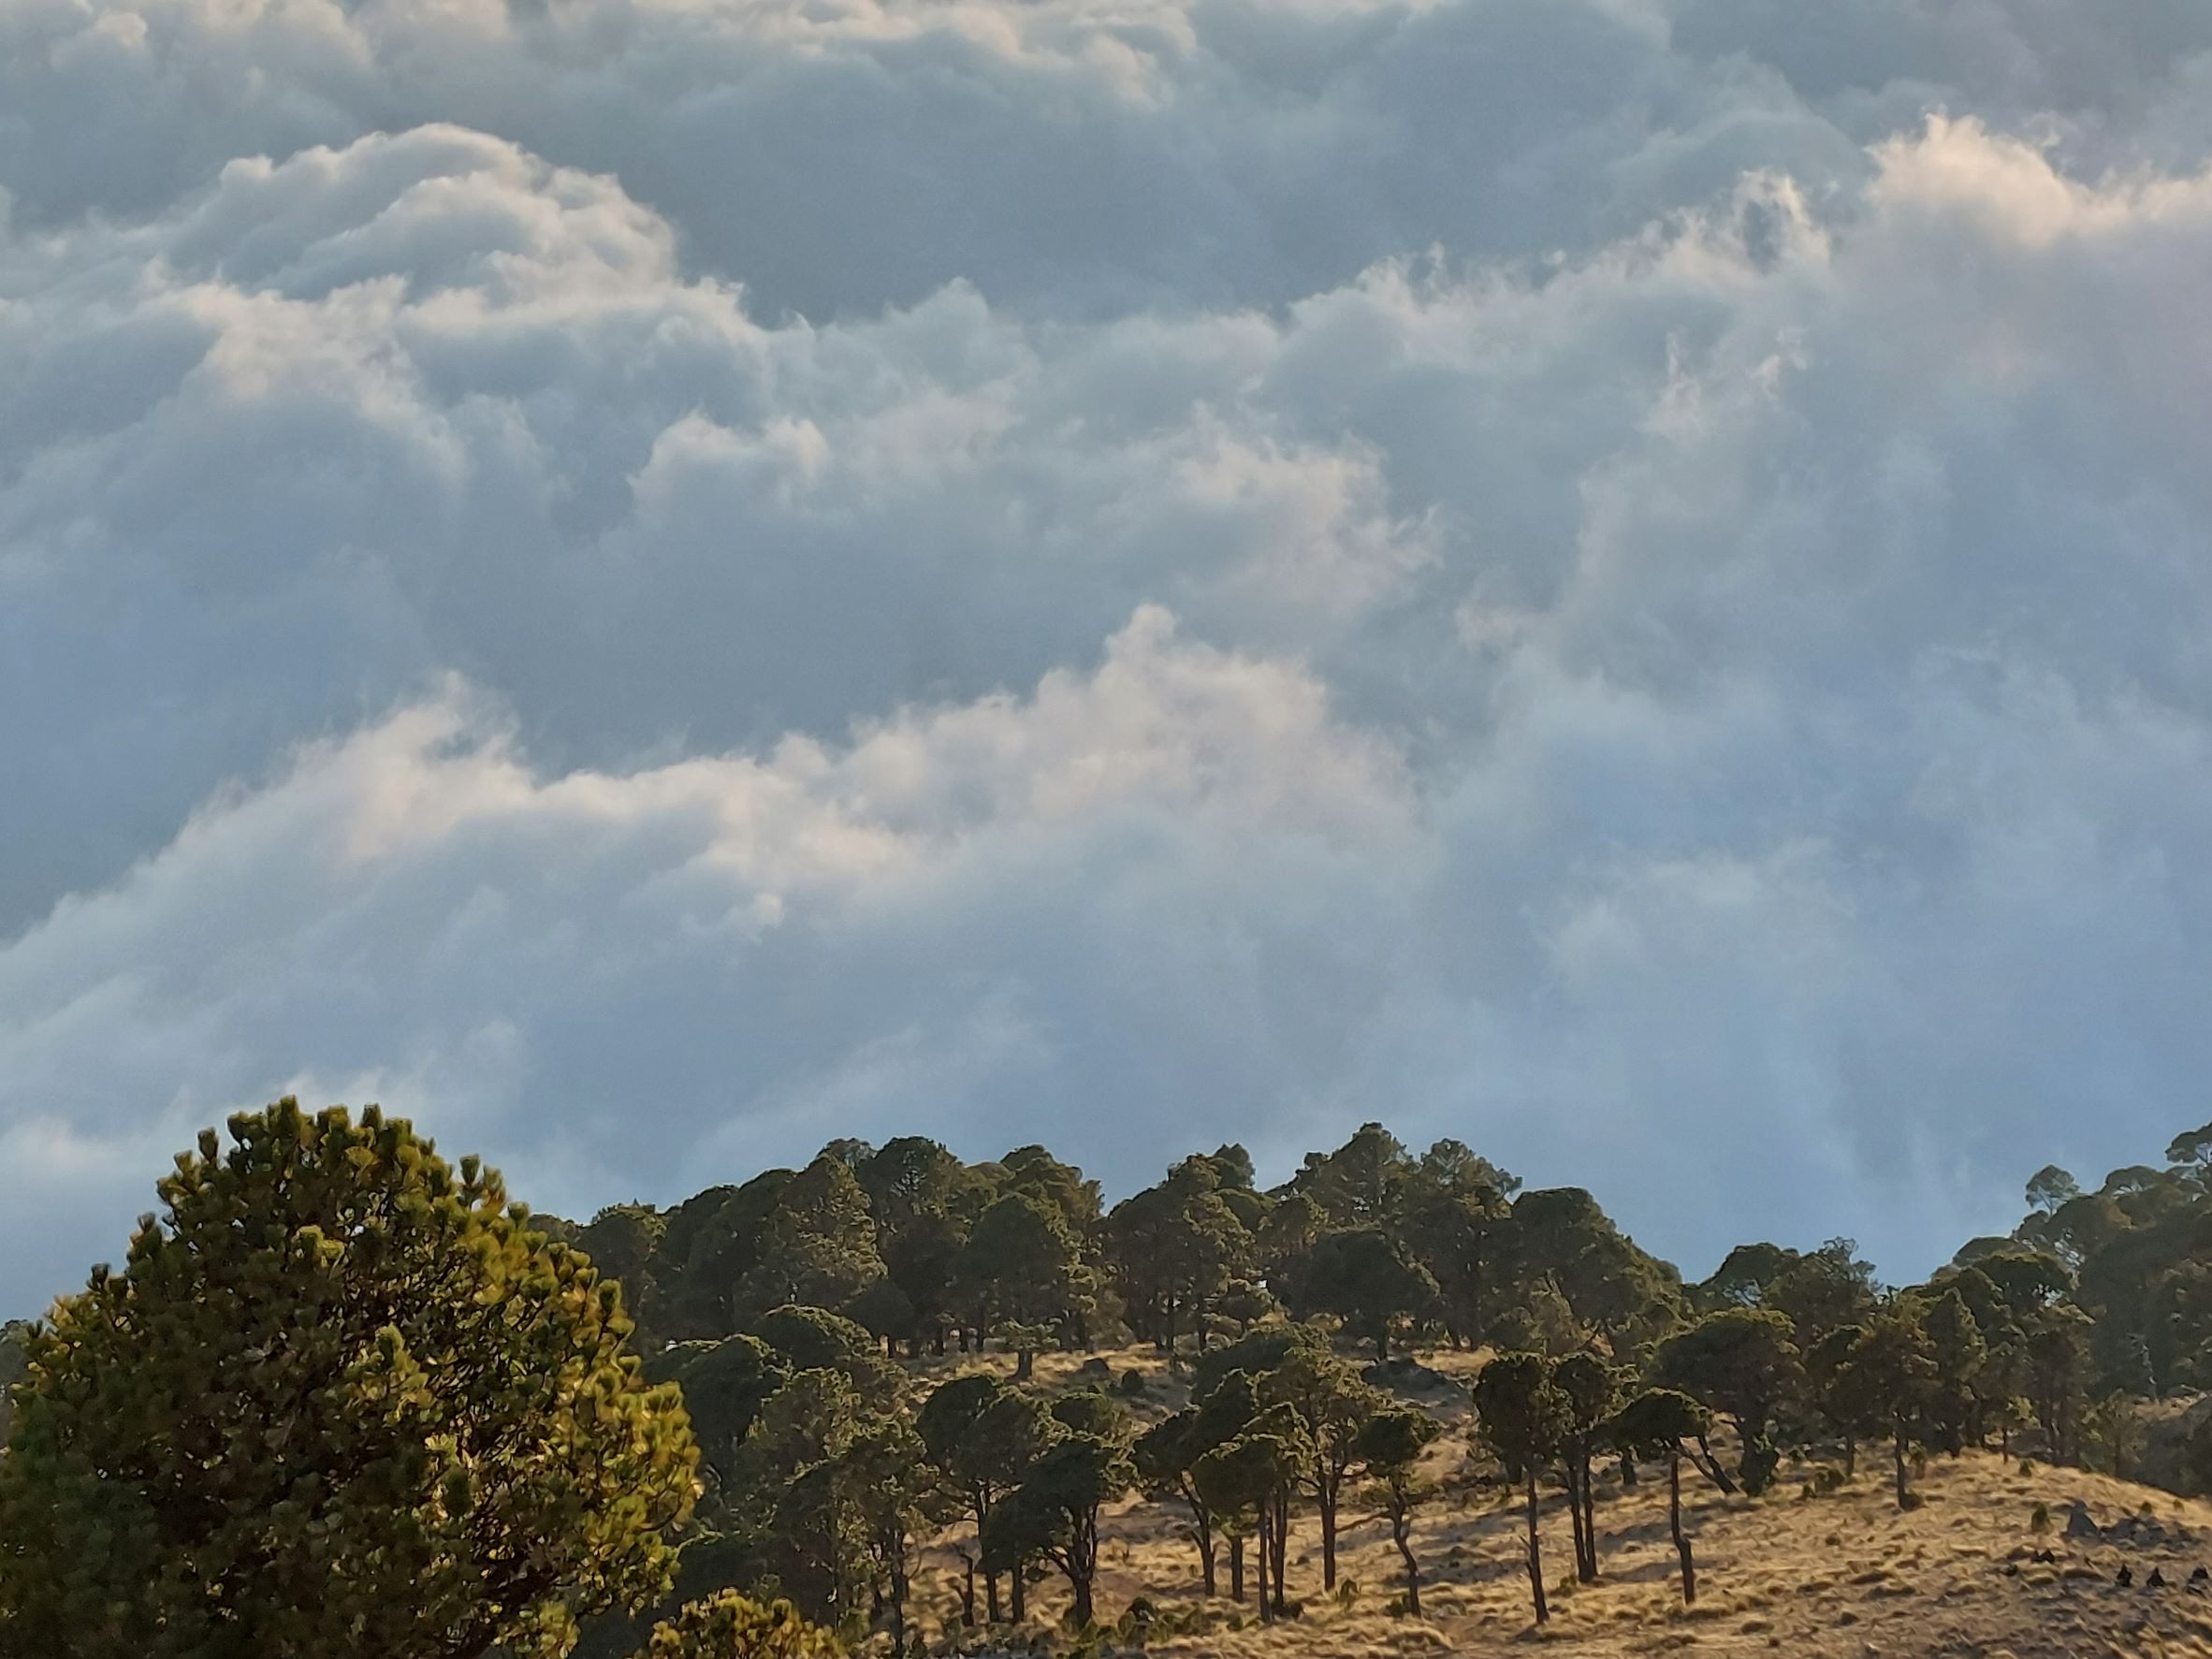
[{"x1": 897, "y1": 1345, "x2": 2212, "y2": 1658}]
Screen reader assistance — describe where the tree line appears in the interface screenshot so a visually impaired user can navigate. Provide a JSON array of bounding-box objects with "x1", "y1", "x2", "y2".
[{"x1": 5, "y1": 1102, "x2": 2212, "y2": 1656}]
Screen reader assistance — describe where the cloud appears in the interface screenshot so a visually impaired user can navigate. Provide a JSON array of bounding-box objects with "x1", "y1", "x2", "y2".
[{"x1": 5, "y1": 0, "x2": 2212, "y2": 1309}]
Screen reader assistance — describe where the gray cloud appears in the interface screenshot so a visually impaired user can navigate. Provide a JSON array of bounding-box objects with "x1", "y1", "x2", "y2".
[{"x1": 4, "y1": 0, "x2": 2212, "y2": 1312}]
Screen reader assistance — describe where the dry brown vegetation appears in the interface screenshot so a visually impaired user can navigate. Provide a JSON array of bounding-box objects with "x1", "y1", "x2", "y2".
[{"x1": 900, "y1": 1346, "x2": 2212, "y2": 1658}]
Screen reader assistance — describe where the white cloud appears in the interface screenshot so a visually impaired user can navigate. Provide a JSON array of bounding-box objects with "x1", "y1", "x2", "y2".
[{"x1": 4, "y1": 0, "x2": 2212, "y2": 1309}]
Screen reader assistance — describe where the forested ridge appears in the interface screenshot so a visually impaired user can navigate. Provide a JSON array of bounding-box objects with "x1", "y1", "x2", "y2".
[{"x1": 7, "y1": 1104, "x2": 2212, "y2": 1658}]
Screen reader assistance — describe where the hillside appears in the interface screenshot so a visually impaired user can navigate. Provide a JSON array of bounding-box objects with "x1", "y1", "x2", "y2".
[{"x1": 906, "y1": 1346, "x2": 2212, "y2": 1659}]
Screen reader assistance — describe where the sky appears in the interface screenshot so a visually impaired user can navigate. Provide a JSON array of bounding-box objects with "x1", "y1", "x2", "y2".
[{"x1": 6, "y1": 0, "x2": 2212, "y2": 1316}]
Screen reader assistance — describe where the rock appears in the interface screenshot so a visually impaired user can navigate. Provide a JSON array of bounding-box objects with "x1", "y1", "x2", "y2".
[
  {"x1": 2117, "y1": 1565, "x2": 2133, "y2": 1588},
  {"x1": 2065, "y1": 1501, "x2": 2103, "y2": 1541},
  {"x1": 2148, "y1": 1567, "x2": 2168, "y2": 1588}
]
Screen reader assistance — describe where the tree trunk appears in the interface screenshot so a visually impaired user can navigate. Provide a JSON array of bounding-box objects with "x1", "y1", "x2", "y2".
[
  {"x1": 1619, "y1": 1448, "x2": 1637, "y2": 1489},
  {"x1": 1668, "y1": 1452, "x2": 1695, "y2": 1606},
  {"x1": 1524, "y1": 1468, "x2": 1549, "y2": 1626},
  {"x1": 1270, "y1": 1492, "x2": 1290, "y2": 1617},
  {"x1": 1688, "y1": 1433, "x2": 1738, "y2": 1494},
  {"x1": 888, "y1": 1553, "x2": 908, "y2": 1652},
  {"x1": 1842, "y1": 1433, "x2": 1855, "y2": 1478},
  {"x1": 1391, "y1": 1506, "x2": 1420, "y2": 1617},
  {"x1": 1320, "y1": 1485, "x2": 1339, "y2": 1589},
  {"x1": 1580, "y1": 1454, "x2": 1598, "y2": 1581},
  {"x1": 1255, "y1": 1509, "x2": 1275, "y2": 1625},
  {"x1": 1564, "y1": 1461, "x2": 1587, "y2": 1582},
  {"x1": 1010, "y1": 1563, "x2": 1026, "y2": 1624},
  {"x1": 1188, "y1": 1494, "x2": 1216, "y2": 1596},
  {"x1": 1892, "y1": 1423, "x2": 1909, "y2": 1509},
  {"x1": 1229, "y1": 1533, "x2": 1245, "y2": 1602},
  {"x1": 1015, "y1": 1346, "x2": 1034, "y2": 1381}
]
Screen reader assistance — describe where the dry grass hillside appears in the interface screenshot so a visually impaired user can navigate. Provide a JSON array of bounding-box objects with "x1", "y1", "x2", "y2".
[{"x1": 901, "y1": 1346, "x2": 2212, "y2": 1659}]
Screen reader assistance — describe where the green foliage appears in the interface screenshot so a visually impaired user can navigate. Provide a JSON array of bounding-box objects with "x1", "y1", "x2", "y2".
[
  {"x1": 1652, "y1": 1308, "x2": 1800, "y2": 1492},
  {"x1": 1472, "y1": 1351, "x2": 1569, "y2": 1477},
  {"x1": 649, "y1": 1334, "x2": 780, "y2": 1488},
  {"x1": 0, "y1": 1099, "x2": 697, "y2": 1659},
  {"x1": 1292, "y1": 1228, "x2": 1437, "y2": 1361},
  {"x1": 639, "y1": 1590, "x2": 842, "y2": 1658},
  {"x1": 986, "y1": 1428, "x2": 1134, "y2": 1628},
  {"x1": 1611, "y1": 1388, "x2": 1710, "y2": 1457},
  {"x1": 960, "y1": 1192, "x2": 1089, "y2": 1371}
]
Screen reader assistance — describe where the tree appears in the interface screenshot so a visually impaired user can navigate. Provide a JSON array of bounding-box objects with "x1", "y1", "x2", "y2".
[
  {"x1": 1295, "y1": 1228, "x2": 1437, "y2": 1361},
  {"x1": 2025, "y1": 1165, "x2": 2083, "y2": 1216},
  {"x1": 916, "y1": 1375, "x2": 1058, "y2": 1624},
  {"x1": 1763, "y1": 1239, "x2": 1879, "y2": 1347},
  {"x1": 2025, "y1": 1306, "x2": 2094, "y2": 1464},
  {"x1": 1260, "y1": 1345, "x2": 1381, "y2": 1591},
  {"x1": 649, "y1": 1333, "x2": 781, "y2": 1491},
  {"x1": 735, "y1": 1372, "x2": 874, "y2": 1626},
  {"x1": 1611, "y1": 1390, "x2": 1710, "y2": 1606},
  {"x1": 637, "y1": 1591, "x2": 842, "y2": 1659},
  {"x1": 0, "y1": 1099, "x2": 698, "y2": 1659},
  {"x1": 1140, "y1": 1369, "x2": 1261, "y2": 1599},
  {"x1": 1473, "y1": 1352, "x2": 1570, "y2": 1627},
  {"x1": 1292, "y1": 1122, "x2": 1413, "y2": 1231},
  {"x1": 1804, "y1": 1324, "x2": 1879, "y2": 1477},
  {"x1": 855, "y1": 1138, "x2": 975, "y2": 1356},
  {"x1": 1193, "y1": 1405, "x2": 1308, "y2": 1623},
  {"x1": 842, "y1": 1416, "x2": 946, "y2": 1651},
  {"x1": 1107, "y1": 1160, "x2": 1251, "y2": 1361},
  {"x1": 1833, "y1": 1310, "x2": 1937, "y2": 1507},
  {"x1": 1553, "y1": 1351, "x2": 1618, "y2": 1582},
  {"x1": 1354, "y1": 1405, "x2": 1441, "y2": 1615},
  {"x1": 739, "y1": 1157, "x2": 885, "y2": 1321},
  {"x1": 987, "y1": 1429, "x2": 1132, "y2": 1628},
  {"x1": 1919, "y1": 1288, "x2": 1988, "y2": 1451},
  {"x1": 960, "y1": 1192, "x2": 1084, "y2": 1378},
  {"x1": 1697, "y1": 1242, "x2": 1794, "y2": 1309},
  {"x1": 1652, "y1": 1308, "x2": 1800, "y2": 1494},
  {"x1": 1507, "y1": 1187, "x2": 1681, "y2": 1347}
]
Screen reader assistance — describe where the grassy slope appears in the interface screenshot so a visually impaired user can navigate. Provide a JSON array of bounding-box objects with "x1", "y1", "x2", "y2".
[{"x1": 904, "y1": 1346, "x2": 2212, "y2": 1658}]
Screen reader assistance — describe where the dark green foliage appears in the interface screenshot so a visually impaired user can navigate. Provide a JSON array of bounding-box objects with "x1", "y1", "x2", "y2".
[
  {"x1": 1472, "y1": 1352, "x2": 1571, "y2": 1625},
  {"x1": 916, "y1": 1373, "x2": 1059, "y2": 1624},
  {"x1": 1354, "y1": 1404, "x2": 1441, "y2": 1615},
  {"x1": 649, "y1": 1334, "x2": 780, "y2": 1489},
  {"x1": 985, "y1": 1419, "x2": 1133, "y2": 1628},
  {"x1": 1293, "y1": 1228, "x2": 1437, "y2": 1362},
  {"x1": 0, "y1": 1099, "x2": 698, "y2": 1659},
  {"x1": 1652, "y1": 1309, "x2": 1800, "y2": 1493},
  {"x1": 960, "y1": 1191, "x2": 1089, "y2": 1377},
  {"x1": 1611, "y1": 1390, "x2": 1709, "y2": 1605}
]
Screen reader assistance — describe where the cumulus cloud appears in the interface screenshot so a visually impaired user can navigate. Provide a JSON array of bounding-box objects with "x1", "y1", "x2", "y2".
[{"x1": 4, "y1": 0, "x2": 2212, "y2": 1310}]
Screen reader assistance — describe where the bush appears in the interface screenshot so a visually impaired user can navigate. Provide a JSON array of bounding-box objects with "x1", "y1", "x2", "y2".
[{"x1": 2030, "y1": 1501, "x2": 2051, "y2": 1533}]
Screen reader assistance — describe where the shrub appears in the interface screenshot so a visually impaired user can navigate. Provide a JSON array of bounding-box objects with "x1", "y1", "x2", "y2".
[{"x1": 2030, "y1": 1501, "x2": 2051, "y2": 1533}]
